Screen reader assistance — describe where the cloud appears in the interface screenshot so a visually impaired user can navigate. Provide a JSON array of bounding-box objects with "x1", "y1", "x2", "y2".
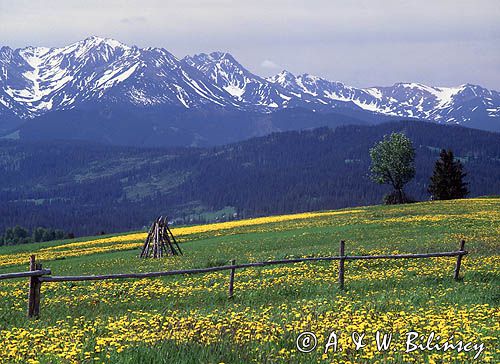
[
  {"x1": 260, "y1": 59, "x2": 279, "y2": 69},
  {"x1": 120, "y1": 16, "x2": 147, "y2": 24}
]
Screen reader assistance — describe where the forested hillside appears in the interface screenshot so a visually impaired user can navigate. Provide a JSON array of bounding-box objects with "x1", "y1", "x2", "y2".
[{"x1": 1, "y1": 121, "x2": 499, "y2": 236}]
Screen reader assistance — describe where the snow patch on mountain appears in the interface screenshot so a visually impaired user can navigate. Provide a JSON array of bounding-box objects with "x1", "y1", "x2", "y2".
[{"x1": 95, "y1": 63, "x2": 140, "y2": 89}]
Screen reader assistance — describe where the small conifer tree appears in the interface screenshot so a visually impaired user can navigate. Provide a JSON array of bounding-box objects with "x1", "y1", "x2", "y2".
[{"x1": 428, "y1": 149, "x2": 469, "y2": 200}]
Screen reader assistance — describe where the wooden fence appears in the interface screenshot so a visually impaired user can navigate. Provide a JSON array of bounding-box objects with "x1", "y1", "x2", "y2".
[{"x1": 0, "y1": 240, "x2": 467, "y2": 318}]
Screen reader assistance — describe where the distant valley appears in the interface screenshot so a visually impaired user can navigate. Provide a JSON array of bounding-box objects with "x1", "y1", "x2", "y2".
[{"x1": 1, "y1": 121, "x2": 499, "y2": 235}]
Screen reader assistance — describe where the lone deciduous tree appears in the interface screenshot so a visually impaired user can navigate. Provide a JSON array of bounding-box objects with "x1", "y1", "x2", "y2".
[
  {"x1": 369, "y1": 132, "x2": 416, "y2": 204},
  {"x1": 428, "y1": 149, "x2": 469, "y2": 200}
]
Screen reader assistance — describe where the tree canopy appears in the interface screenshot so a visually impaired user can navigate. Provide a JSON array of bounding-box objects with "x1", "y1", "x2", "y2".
[{"x1": 369, "y1": 132, "x2": 416, "y2": 204}]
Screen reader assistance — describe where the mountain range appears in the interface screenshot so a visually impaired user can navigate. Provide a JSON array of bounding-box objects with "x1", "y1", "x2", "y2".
[{"x1": 1, "y1": 36, "x2": 499, "y2": 146}]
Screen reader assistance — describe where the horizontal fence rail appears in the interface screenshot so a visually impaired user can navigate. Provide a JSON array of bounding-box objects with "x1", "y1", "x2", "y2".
[
  {"x1": 343, "y1": 251, "x2": 467, "y2": 260},
  {"x1": 0, "y1": 269, "x2": 51, "y2": 280},
  {"x1": 0, "y1": 240, "x2": 467, "y2": 318},
  {"x1": 39, "y1": 251, "x2": 467, "y2": 282}
]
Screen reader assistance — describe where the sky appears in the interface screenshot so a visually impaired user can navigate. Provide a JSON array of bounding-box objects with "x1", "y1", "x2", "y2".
[{"x1": 1, "y1": 0, "x2": 499, "y2": 90}]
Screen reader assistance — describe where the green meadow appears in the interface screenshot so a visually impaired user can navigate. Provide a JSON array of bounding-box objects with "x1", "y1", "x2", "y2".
[{"x1": 0, "y1": 198, "x2": 498, "y2": 363}]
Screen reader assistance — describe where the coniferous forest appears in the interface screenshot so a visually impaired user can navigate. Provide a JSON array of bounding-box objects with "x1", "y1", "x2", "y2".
[{"x1": 1, "y1": 121, "x2": 499, "y2": 237}]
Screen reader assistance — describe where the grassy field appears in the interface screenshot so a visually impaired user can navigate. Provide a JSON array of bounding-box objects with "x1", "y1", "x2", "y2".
[{"x1": 0, "y1": 198, "x2": 499, "y2": 363}]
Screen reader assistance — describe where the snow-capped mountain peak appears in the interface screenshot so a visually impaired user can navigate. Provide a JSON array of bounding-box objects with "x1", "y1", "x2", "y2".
[
  {"x1": 267, "y1": 70, "x2": 296, "y2": 87},
  {"x1": 183, "y1": 51, "x2": 287, "y2": 107},
  {"x1": 80, "y1": 35, "x2": 130, "y2": 48}
]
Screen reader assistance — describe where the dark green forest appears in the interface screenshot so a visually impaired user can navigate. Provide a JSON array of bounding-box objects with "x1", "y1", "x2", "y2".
[
  {"x1": 1, "y1": 121, "x2": 499, "y2": 236},
  {"x1": 0, "y1": 226, "x2": 73, "y2": 246}
]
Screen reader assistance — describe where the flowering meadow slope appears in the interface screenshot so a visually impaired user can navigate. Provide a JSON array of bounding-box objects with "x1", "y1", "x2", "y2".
[{"x1": 0, "y1": 198, "x2": 499, "y2": 363}]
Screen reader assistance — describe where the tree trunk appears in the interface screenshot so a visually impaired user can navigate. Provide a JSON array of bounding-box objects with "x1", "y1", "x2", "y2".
[{"x1": 397, "y1": 188, "x2": 404, "y2": 204}]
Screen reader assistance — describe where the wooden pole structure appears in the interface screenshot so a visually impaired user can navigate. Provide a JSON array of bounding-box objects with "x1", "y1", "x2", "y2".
[
  {"x1": 153, "y1": 219, "x2": 159, "y2": 258},
  {"x1": 338, "y1": 240, "x2": 345, "y2": 290},
  {"x1": 229, "y1": 259, "x2": 236, "y2": 298},
  {"x1": 27, "y1": 255, "x2": 42, "y2": 318},
  {"x1": 454, "y1": 240, "x2": 466, "y2": 280},
  {"x1": 141, "y1": 216, "x2": 182, "y2": 258},
  {"x1": 139, "y1": 220, "x2": 156, "y2": 258},
  {"x1": 166, "y1": 223, "x2": 183, "y2": 255},
  {"x1": 162, "y1": 217, "x2": 176, "y2": 256}
]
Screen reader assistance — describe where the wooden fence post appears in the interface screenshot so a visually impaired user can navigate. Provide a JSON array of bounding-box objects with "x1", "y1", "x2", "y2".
[
  {"x1": 338, "y1": 240, "x2": 345, "y2": 290},
  {"x1": 454, "y1": 240, "x2": 466, "y2": 281},
  {"x1": 27, "y1": 255, "x2": 42, "y2": 318},
  {"x1": 229, "y1": 259, "x2": 236, "y2": 298}
]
